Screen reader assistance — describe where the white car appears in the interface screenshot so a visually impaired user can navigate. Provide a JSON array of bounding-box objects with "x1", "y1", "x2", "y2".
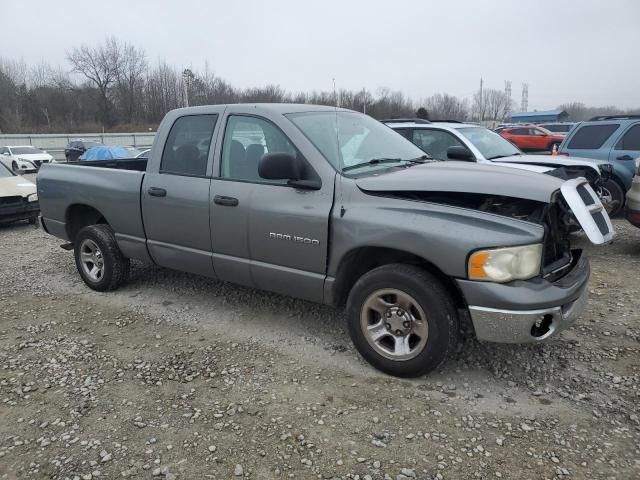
[
  {"x1": 0, "y1": 145, "x2": 55, "y2": 173},
  {"x1": 384, "y1": 120, "x2": 615, "y2": 211},
  {"x1": 0, "y1": 162, "x2": 39, "y2": 224}
]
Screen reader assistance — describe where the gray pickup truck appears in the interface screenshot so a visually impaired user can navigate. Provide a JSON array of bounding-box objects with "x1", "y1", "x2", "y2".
[{"x1": 38, "y1": 104, "x2": 614, "y2": 377}]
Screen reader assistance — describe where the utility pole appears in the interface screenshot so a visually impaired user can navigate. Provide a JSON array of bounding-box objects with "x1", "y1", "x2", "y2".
[
  {"x1": 362, "y1": 87, "x2": 367, "y2": 114},
  {"x1": 521, "y1": 83, "x2": 529, "y2": 112},
  {"x1": 333, "y1": 78, "x2": 339, "y2": 107},
  {"x1": 182, "y1": 69, "x2": 193, "y2": 108},
  {"x1": 479, "y1": 78, "x2": 484, "y2": 123},
  {"x1": 505, "y1": 80, "x2": 512, "y2": 120}
]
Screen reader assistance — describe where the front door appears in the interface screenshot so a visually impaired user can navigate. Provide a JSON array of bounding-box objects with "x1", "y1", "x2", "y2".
[
  {"x1": 210, "y1": 113, "x2": 334, "y2": 302},
  {"x1": 141, "y1": 114, "x2": 219, "y2": 277},
  {"x1": 610, "y1": 123, "x2": 640, "y2": 179}
]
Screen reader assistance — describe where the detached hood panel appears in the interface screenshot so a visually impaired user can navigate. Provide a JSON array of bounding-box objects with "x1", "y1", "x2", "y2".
[{"x1": 355, "y1": 161, "x2": 564, "y2": 203}]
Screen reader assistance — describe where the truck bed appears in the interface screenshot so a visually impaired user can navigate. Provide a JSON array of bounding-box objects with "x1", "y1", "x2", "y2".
[{"x1": 37, "y1": 162, "x2": 147, "y2": 251}]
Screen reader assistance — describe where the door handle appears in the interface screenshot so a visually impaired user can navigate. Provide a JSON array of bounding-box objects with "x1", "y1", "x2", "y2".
[
  {"x1": 147, "y1": 187, "x2": 167, "y2": 197},
  {"x1": 616, "y1": 155, "x2": 633, "y2": 160},
  {"x1": 214, "y1": 195, "x2": 239, "y2": 207}
]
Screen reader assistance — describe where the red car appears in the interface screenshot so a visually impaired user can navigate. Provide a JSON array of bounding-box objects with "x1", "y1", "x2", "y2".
[{"x1": 499, "y1": 125, "x2": 565, "y2": 152}]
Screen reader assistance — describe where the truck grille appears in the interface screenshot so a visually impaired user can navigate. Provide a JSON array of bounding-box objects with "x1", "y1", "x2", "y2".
[
  {"x1": 0, "y1": 196, "x2": 23, "y2": 206},
  {"x1": 542, "y1": 201, "x2": 571, "y2": 276}
]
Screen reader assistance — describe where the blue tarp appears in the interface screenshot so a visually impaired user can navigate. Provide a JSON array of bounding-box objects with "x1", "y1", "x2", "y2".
[{"x1": 79, "y1": 146, "x2": 130, "y2": 161}]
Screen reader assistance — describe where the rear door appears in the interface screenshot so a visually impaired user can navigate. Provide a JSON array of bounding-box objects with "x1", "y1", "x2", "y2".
[
  {"x1": 141, "y1": 112, "x2": 221, "y2": 277},
  {"x1": 609, "y1": 122, "x2": 640, "y2": 178},
  {"x1": 209, "y1": 108, "x2": 334, "y2": 302}
]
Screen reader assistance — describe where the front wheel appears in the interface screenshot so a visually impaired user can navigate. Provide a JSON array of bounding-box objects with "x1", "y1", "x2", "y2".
[
  {"x1": 548, "y1": 142, "x2": 560, "y2": 152},
  {"x1": 346, "y1": 264, "x2": 459, "y2": 377},
  {"x1": 74, "y1": 224, "x2": 130, "y2": 291},
  {"x1": 11, "y1": 160, "x2": 18, "y2": 172},
  {"x1": 603, "y1": 179, "x2": 625, "y2": 217}
]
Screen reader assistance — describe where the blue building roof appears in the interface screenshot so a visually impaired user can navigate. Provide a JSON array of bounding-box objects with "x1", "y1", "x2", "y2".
[{"x1": 510, "y1": 110, "x2": 568, "y2": 123}]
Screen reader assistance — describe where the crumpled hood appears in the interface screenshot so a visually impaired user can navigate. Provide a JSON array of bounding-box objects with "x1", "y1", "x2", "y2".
[
  {"x1": 355, "y1": 161, "x2": 564, "y2": 203},
  {"x1": 0, "y1": 175, "x2": 36, "y2": 197}
]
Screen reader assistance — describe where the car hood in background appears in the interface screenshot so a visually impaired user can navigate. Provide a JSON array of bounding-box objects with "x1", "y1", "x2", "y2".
[
  {"x1": 0, "y1": 175, "x2": 36, "y2": 197},
  {"x1": 491, "y1": 162, "x2": 553, "y2": 174},
  {"x1": 494, "y1": 154, "x2": 606, "y2": 175},
  {"x1": 355, "y1": 161, "x2": 563, "y2": 203},
  {"x1": 15, "y1": 153, "x2": 53, "y2": 161}
]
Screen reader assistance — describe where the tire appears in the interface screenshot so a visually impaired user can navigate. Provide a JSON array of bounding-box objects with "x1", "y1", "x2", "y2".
[
  {"x1": 12, "y1": 160, "x2": 18, "y2": 172},
  {"x1": 548, "y1": 142, "x2": 560, "y2": 152},
  {"x1": 603, "y1": 178, "x2": 625, "y2": 217},
  {"x1": 73, "y1": 224, "x2": 130, "y2": 291},
  {"x1": 346, "y1": 264, "x2": 459, "y2": 378},
  {"x1": 28, "y1": 216, "x2": 37, "y2": 225}
]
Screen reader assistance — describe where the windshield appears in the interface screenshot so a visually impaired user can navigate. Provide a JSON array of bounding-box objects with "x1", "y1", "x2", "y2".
[
  {"x1": 458, "y1": 127, "x2": 522, "y2": 160},
  {"x1": 0, "y1": 163, "x2": 14, "y2": 177},
  {"x1": 11, "y1": 146, "x2": 42, "y2": 155},
  {"x1": 287, "y1": 111, "x2": 427, "y2": 174}
]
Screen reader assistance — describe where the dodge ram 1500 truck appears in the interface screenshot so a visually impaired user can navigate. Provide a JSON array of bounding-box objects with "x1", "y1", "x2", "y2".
[{"x1": 38, "y1": 104, "x2": 614, "y2": 377}]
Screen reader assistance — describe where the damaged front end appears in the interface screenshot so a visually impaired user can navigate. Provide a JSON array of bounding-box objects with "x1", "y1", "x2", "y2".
[{"x1": 380, "y1": 177, "x2": 614, "y2": 282}]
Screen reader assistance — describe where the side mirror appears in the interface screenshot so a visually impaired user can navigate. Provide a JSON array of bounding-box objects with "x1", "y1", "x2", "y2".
[
  {"x1": 259, "y1": 152, "x2": 301, "y2": 180},
  {"x1": 258, "y1": 152, "x2": 321, "y2": 190},
  {"x1": 447, "y1": 146, "x2": 475, "y2": 162}
]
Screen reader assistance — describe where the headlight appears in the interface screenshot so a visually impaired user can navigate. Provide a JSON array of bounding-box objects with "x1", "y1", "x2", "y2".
[
  {"x1": 27, "y1": 193, "x2": 38, "y2": 202},
  {"x1": 468, "y1": 244, "x2": 543, "y2": 283},
  {"x1": 635, "y1": 157, "x2": 640, "y2": 174}
]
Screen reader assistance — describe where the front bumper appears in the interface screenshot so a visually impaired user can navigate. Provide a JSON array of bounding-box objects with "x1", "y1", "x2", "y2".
[
  {"x1": 457, "y1": 250, "x2": 590, "y2": 343},
  {"x1": 0, "y1": 200, "x2": 40, "y2": 223}
]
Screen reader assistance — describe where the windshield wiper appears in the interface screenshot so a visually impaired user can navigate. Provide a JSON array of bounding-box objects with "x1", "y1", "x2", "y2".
[
  {"x1": 487, "y1": 153, "x2": 522, "y2": 160},
  {"x1": 342, "y1": 155, "x2": 431, "y2": 172}
]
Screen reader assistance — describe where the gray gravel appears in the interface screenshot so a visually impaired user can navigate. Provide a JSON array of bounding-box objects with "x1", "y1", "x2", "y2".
[{"x1": 0, "y1": 218, "x2": 639, "y2": 479}]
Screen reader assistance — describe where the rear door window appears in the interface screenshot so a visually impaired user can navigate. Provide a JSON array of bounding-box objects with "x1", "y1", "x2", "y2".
[
  {"x1": 567, "y1": 124, "x2": 619, "y2": 149},
  {"x1": 160, "y1": 114, "x2": 217, "y2": 176},
  {"x1": 511, "y1": 128, "x2": 528, "y2": 135},
  {"x1": 615, "y1": 124, "x2": 640, "y2": 150}
]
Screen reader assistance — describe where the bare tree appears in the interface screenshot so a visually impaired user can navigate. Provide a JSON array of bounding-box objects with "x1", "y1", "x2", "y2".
[
  {"x1": 115, "y1": 43, "x2": 147, "y2": 123},
  {"x1": 67, "y1": 37, "x2": 123, "y2": 127},
  {"x1": 424, "y1": 93, "x2": 469, "y2": 120},
  {"x1": 474, "y1": 88, "x2": 511, "y2": 122}
]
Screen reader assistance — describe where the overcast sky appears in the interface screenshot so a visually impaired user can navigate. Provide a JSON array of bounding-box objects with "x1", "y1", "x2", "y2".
[{"x1": 1, "y1": 0, "x2": 638, "y2": 110}]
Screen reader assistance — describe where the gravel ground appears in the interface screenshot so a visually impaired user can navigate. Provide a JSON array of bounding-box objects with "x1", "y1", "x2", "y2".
[{"x1": 0, "y1": 218, "x2": 639, "y2": 480}]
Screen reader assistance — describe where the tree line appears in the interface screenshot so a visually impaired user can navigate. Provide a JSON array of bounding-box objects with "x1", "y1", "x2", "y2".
[{"x1": 1, "y1": 37, "x2": 637, "y2": 133}]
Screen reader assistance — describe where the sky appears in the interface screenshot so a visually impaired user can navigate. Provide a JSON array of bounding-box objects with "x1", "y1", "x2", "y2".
[{"x1": 1, "y1": 0, "x2": 639, "y2": 110}]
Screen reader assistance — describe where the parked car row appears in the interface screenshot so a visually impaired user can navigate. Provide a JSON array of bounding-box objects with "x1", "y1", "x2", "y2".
[{"x1": 36, "y1": 103, "x2": 614, "y2": 377}]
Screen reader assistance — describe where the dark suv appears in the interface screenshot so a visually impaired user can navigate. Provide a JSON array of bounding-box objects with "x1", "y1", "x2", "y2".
[{"x1": 64, "y1": 140, "x2": 103, "y2": 162}]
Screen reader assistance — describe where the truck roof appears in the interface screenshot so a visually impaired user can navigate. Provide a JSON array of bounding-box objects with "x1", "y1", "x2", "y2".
[{"x1": 175, "y1": 103, "x2": 354, "y2": 115}]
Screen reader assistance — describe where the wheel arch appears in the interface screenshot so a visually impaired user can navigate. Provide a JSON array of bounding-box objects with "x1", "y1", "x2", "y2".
[
  {"x1": 65, "y1": 204, "x2": 109, "y2": 243},
  {"x1": 331, "y1": 246, "x2": 466, "y2": 310}
]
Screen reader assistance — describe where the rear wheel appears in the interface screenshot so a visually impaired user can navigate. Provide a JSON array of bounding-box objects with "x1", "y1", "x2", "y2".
[
  {"x1": 603, "y1": 178, "x2": 625, "y2": 217},
  {"x1": 346, "y1": 264, "x2": 459, "y2": 377},
  {"x1": 28, "y1": 216, "x2": 37, "y2": 225},
  {"x1": 74, "y1": 224, "x2": 130, "y2": 291}
]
